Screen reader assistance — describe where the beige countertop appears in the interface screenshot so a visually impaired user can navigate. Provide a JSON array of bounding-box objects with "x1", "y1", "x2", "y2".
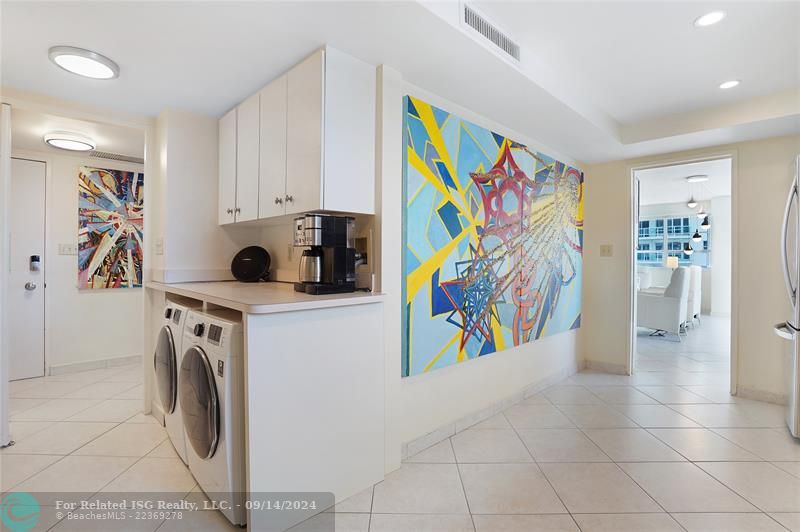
[{"x1": 146, "y1": 280, "x2": 384, "y2": 314}]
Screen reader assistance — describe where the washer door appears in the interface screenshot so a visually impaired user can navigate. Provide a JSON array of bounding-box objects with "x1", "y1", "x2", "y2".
[
  {"x1": 180, "y1": 346, "x2": 219, "y2": 460},
  {"x1": 153, "y1": 325, "x2": 177, "y2": 414}
]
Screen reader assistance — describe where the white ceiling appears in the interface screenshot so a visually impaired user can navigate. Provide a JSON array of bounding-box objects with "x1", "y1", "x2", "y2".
[
  {"x1": 10, "y1": 107, "x2": 144, "y2": 157},
  {"x1": 635, "y1": 158, "x2": 732, "y2": 206},
  {"x1": 474, "y1": 1, "x2": 799, "y2": 125},
  {"x1": 1, "y1": 1, "x2": 798, "y2": 163}
]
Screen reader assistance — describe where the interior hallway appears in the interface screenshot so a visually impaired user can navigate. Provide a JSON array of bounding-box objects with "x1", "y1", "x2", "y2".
[
  {"x1": 4, "y1": 358, "x2": 800, "y2": 531},
  {"x1": 636, "y1": 314, "x2": 731, "y2": 395}
]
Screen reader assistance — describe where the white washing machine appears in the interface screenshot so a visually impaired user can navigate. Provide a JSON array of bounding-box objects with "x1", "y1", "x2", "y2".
[
  {"x1": 180, "y1": 309, "x2": 246, "y2": 527},
  {"x1": 153, "y1": 298, "x2": 200, "y2": 464}
]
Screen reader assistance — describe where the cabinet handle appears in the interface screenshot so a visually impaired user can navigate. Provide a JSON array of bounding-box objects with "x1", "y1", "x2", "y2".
[
  {"x1": 285, "y1": 195, "x2": 294, "y2": 203},
  {"x1": 235, "y1": 207, "x2": 241, "y2": 214},
  {"x1": 274, "y1": 197, "x2": 283, "y2": 205},
  {"x1": 226, "y1": 208, "x2": 233, "y2": 215}
]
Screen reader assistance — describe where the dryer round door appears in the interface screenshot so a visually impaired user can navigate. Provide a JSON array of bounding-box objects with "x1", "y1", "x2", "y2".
[
  {"x1": 154, "y1": 325, "x2": 177, "y2": 414},
  {"x1": 180, "y1": 346, "x2": 219, "y2": 460}
]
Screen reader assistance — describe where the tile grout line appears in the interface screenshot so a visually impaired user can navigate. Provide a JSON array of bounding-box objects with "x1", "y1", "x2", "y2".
[{"x1": 504, "y1": 409, "x2": 578, "y2": 521}]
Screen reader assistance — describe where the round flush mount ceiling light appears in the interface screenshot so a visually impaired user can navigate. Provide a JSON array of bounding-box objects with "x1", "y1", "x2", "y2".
[
  {"x1": 694, "y1": 11, "x2": 726, "y2": 27},
  {"x1": 48, "y1": 46, "x2": 119, "y2": 79},
  {"x1": 44, "y1": 131, "x2": 96, "y2": 151},
  {"x1": 719, "y1": 80, "x2": 740, "y2": 89},
  {"x1": 686, "y1": 174, "x2": 709, "y2": 183}
]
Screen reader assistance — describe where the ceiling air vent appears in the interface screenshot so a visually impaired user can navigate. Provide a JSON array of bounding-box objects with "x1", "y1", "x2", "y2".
[
  {"x1": 464, "y1": 4, "x2": 520, "y2": 62},
  {"x1": 89, "y1": 150, "x2": 144, "y2": 165}
]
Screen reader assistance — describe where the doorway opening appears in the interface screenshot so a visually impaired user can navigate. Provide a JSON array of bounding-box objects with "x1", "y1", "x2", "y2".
[{"x1": 631, "y1": 157, "x2": 733, "y2": 395}]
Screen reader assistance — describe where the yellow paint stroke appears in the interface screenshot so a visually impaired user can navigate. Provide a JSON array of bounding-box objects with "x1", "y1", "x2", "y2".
[
  {"x1": 407, "y1": 228, "x2": 470, "y2": 303},
  {"x1": 408, "y1": 146, "x2": 476, "y2": 227},
  {"x1": 490, "y1": 314, "x2": 506, "y2": 352},
  {"x1": 424, "y1": 331, "x2": 461, "y2": 372}
]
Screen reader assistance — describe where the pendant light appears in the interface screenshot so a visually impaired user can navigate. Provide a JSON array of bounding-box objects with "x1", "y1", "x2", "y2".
[
  {"x1": 686, "y1": 178, "x2": 698, "y2": 209},
  {"x1": 692, "y1": 229, "x2": 702, "y2": 243},
  {"x1": 700, "y1": 216, "x2": 711, "y2": 231},
  {"x1": 683, "y1": 242, "x2": 694, "y2": 256},
  {"x1": 696, "y1": 202, "x2": 708, "y2": 219}
]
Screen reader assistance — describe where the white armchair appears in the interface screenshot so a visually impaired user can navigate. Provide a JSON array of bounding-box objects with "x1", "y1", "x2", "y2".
[
  {"x1": 686, "y1": 265, "x2": 702, "y2": 326},
  {"x1": 637, "y1": 266, "x2": 690, "y2": 340}
]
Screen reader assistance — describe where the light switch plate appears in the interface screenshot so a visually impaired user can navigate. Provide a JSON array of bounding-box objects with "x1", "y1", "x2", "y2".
[
  {"x1": 599, "y1": 244, "x2": 613, "y2": 257},
  {"x1": 58, "y1": 243, "x2": 77, "y2": 255},
  {"x1": 154, "y1": 238, "x2": 164, "y2": 256}
]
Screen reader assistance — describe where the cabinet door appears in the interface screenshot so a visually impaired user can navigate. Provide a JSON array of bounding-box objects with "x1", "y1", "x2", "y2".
[
  {"x1": 218, "y1": 108, "x2": 237, "y2": 225},
  {"x1": 235, "y1": 92, "x2": 260, "y2": 222},
  {"x1": 286, "y1": 49, "x2": 324, "y2": 215},
  {"x1": 258, "y1": 75, "x2": 288, "y2": 219}
]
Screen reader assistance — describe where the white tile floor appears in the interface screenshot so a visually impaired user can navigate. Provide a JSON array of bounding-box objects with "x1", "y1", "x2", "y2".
[
  {"x1": 2, "y1": 363, "x2": 235, "y2": 531},
  {"x1": 4, "y1": 316, "x2": 799, "y2": 531}
]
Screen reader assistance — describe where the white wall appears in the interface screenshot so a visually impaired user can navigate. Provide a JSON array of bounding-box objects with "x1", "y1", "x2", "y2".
[
  {"x1": 583, "y1": 135, "x2": 800, "y2": 400},
  {"x1": 377, "y1": 66, "x2": 582, "y2": 471},
  {"x1": 149, "y1": 109, "x2": 262, "y2": 283},
  {"x1": 711, "y1": 196, "x2": 732, "y2": 316},
  {"x1": 12, "y1": 148, "x2": 145, "y2": 371}
]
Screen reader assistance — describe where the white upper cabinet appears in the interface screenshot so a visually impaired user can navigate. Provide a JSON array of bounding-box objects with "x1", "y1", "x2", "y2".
[
  {"x1": 258, "y1": 75, "x2": 288, "y2": 219},
  {"x1": 321, "y1": 47, "x2": 376, "y2": 215},
  {"x1": 218, "y1": 46, "x2": 375, "y2": 226},
  {"x1": 235, "y1": 92, "x2": 260, "y2": 223},
  {"x1": 218, "y1": 108, "x2": 237, "y2": 225},
  {"x1": 286, "y1": 51, "x2": 325, "y2": 215}
]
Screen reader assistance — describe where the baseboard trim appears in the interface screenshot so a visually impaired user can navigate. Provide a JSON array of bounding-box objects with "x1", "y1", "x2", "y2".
[
  {"x1": 736, "y1": 386, "x2": 788, "y2": 405},
  {"x1": 584, "y1": 359, "x2": 629, "y2": 375},
  {"x1": 48, "y1": 354, "x2": 142, "y2": 376},
  {"x1": 401, "y1": 361, "x2": 580, "y2": 461}
]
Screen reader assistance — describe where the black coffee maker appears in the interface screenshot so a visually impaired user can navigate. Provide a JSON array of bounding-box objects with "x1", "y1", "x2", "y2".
[{"x1": 294, "y1": 214, "x2": 356, "y2": 295}]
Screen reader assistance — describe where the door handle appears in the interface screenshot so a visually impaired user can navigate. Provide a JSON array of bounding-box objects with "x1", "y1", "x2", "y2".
[
  {"x1": 24, "y1": 282, "x2": 36, "y2": 291},
  {"x1": 774, "y1": 321, "x2": 797, "y2": 340},
  {"x1": 782, "y1": 175, "x2": 798, "y2": 306}
]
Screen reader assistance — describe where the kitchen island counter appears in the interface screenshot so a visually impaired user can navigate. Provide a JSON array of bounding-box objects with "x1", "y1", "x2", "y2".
[{"x1": 146, "y1": 280, "x2": 383, "y2": 314}]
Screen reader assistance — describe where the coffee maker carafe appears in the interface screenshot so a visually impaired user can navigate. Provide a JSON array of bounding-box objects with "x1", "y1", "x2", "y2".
[{"x1": 294, "y1": 214, "x2": 356, "y2": 295}]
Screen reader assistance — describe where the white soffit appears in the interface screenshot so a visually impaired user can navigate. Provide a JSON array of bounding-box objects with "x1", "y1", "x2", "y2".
[
  {"x1": 1, "y1": 1, "x2": 798, "y2": 163},
  {"x1": 10, "y1": 107, "x2": 144, "y2": 159}
]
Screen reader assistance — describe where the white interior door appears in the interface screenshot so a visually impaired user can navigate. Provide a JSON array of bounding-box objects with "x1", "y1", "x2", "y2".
[{"x1": 8, "y1": 158, "x2": 45, "y2": 380}]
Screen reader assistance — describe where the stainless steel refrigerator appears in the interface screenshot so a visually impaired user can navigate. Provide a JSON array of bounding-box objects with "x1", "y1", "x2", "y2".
[{"x1": 775, "y1": 155, "x2": 800, "y2": 438}]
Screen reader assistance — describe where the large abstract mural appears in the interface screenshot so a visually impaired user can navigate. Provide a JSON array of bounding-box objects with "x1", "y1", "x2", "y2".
[
  {"x1": 78, "y1": 166, "x2": 144, "y2": 289},
  {"x1": 403, "y1": 96, "x2": 583, "y2": 376}
]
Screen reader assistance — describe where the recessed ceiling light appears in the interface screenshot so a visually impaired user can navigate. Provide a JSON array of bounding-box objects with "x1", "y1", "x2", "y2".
[
  {"x1": 694, "y1": 11, "x2": 726, "y2": 27},
  {"x1": 686, "y1": 175, "x2": 709, "y2": 183},
  {"x1": 44, "y1": 132, "x2": 96, "y2": 151},
  {"x1": 719, "y1": 80, "x2": 740, "y2": 89},
  {"x1": 48, "y1": 46, "x2": 119, "y2": 79}
]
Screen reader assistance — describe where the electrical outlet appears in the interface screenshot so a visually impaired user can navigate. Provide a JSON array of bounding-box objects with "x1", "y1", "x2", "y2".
[
  {"x1": 154, "y1": 238, "x2": 164, "y2": 256},
  {"x1": 599, "y1": 244, "x2": 613, "y2": 257},
  {"x1": 58, "y1": 243, "x2": 77, "y2": 255}
]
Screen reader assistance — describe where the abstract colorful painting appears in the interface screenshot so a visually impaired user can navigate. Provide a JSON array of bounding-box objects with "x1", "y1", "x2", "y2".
[
  {"x1": 78, "y1": 166, "x2": 144, "y2": 289},
  {"x1": 403, "y1": 96, "x2": 583, "y2": 376}
]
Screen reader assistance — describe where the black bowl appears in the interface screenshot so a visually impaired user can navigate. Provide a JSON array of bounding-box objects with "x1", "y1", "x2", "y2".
[{"x1": 231, "y1": 246, "x2": 271, "y2": 282}]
